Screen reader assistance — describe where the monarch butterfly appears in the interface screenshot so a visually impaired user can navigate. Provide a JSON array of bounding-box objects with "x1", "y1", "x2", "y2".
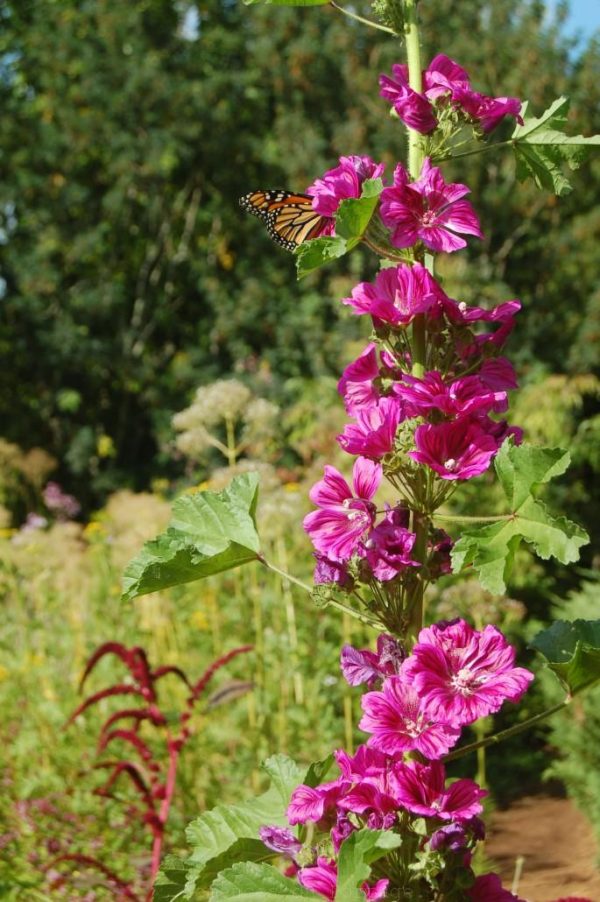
[{"x1": 239, "y1": 190, "x2": 328, "y2": 251}]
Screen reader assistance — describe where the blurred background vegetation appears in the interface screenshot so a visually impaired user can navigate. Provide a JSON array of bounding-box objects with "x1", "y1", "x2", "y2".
[{"x1": 0, "y1": 0, "x2": 599, "y2": 896}]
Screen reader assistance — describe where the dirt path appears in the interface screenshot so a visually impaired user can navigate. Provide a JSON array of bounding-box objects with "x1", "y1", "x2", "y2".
[{"x1": 486, "y1": 795, "x2": 600, "y2": 901}]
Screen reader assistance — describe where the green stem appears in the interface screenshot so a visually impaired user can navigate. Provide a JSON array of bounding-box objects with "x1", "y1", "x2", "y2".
[
  {"x1": 443, "y1": 139, "x2": 512, "y2": 161},
  {"x1": 329, "y1": 1, "x2": 395, "y2": 33},
  {"x1": 258, "y1": 556, "x2": 312, "y2": 594},
  {"x1": 404, "y1": 0, "x2": 424, "y2": 180},
  {"x1": 434, "y1": 513, "x2": 513, "y2": 523},
  {"x1": 444, "y1": 698, "x2": 571, "y2": 763}
]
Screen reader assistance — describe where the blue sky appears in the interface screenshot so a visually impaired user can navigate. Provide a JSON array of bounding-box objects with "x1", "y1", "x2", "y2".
[{"x1": 551, "y1": 0, "x2": 600, "y2": 39}]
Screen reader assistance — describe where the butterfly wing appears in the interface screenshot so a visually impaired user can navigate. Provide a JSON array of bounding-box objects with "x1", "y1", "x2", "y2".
[{"x1": 239, "y1": 190, "x2": 327, "y2": 251}]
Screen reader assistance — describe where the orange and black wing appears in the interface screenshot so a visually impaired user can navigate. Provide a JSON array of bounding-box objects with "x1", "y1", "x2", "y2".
[{"x1": 239, "y1": 190, "x2": 327, "y2": 251}]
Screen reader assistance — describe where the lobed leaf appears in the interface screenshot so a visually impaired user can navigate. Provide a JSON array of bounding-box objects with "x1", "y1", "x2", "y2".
[
  {"x1": 154, "y1": 854, "x2": 189, "y2": 902},
  {"x1": 295, "y1": 236, "x2": 349, "y2": 279},
  {"x1": 181, "y1": 754, "x2": 304, "y2": 895},
  {"x1": 121, "y1": 473, "x2": 260, "y2": 601},
  {"x1": 511, "y1": 97, "x2": 600, "y2": 196},
  {"x1": 451, "y1": 442, "x2": 589, "y2": 594},
  {"x1": 209, "y1": 862, "x2": 320, "y2": 900},
  {"x1": 334, "y1": 178, "x2": 383, "y2": 242},
  {"x1": 530, "y1": 619, "x2": 600, "y2": 695}
]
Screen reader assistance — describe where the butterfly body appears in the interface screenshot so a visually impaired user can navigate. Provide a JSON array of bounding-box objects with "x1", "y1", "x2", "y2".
[{"x1": 239, "y1": 189, "x2": 327, "y2": 251}]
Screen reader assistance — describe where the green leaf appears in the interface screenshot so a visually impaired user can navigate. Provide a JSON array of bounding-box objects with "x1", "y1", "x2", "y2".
[
  {"x1": 511, "y1": 97, "x2": 600, "y2": 195},
  {"x1": 335, "y1": 830, "x2": 401, "y2": 902},
  {"x1": 295, "y1": 236, "x2": 348, "y2": 279},
  {"x1": 180, "y1": 754, "x2": 303, "y2": 895},
  {"x1": 121, "y1": 473, "x2": 260, "y2": 601},
  {"x1": 451, "y1": 443, "x2": 589, "y2": 594},
  {"x1": 531, "y1": 619, "x2": 600, "y2": 695},
  {"x1": 154, "y1": 855, "x2": 190, "y2": 902},
  {"x1": 334, "y1": 178, "x2": 383, "y2": 242},
  {"x1": 210, "y1": 862, "x2": 320, "y2": 900},
  {"x1": 303, "y1": 753, "x2": 334, "y2": 788}
]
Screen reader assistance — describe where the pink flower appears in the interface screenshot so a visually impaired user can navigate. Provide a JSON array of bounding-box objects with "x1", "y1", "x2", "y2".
[
  {"x1": 402, "y1": 619, "x2": 535, "y2": 726},
  {"x1": 313, "y1": 554, "x2": 351, "y2": 587},
  {"x1": 380, "y1": 159, "x2": 483, "y2": 253},
  {"x1": 287, "y1": 779, "x2": 347, "y2": 826},
  {"x1": 391, "y1": 759, "x2": 486, "y2": 820},
  {"x1": 297, "y1": 858, "x2": 388, "y2": 901},
  {"x1": 478, "y1": 357, "x2": 519, "y2": 391},
  {"x1": 338, "y1": 344, "x2": 382, "y2": 414},
  {"x1": 423, "y1": 54, "x2": 471, "y2": 99},
  {"x1": 306, "y1": 155, "x2": 385, "y2": 232},
  {"x1": 297, "y1": 857, "x2": 337, "y2": 900},
  {"x1": 343, "y1": 263, "x2": 445, "y2": 326},
  {"x1": 337, "y1": 396, "x2": 404, "y2": 459},
  {"x1": 359, "y1": 677, "x2": 461, "y2": 759},
  {"x1": 340, "y1": 634, "x2": 406, "y2": 687},
  {"x1": 259, "y1": 825, "x2": 302, "y2": 858},
  {"x1": 442, "y1": 297, "x2": 521, "y2": 327},
  {"x1": 361, "y1": 507, "x2": 419, "y2": 581},
  {"x1": 379, "y1": 65, "x2": 437, "y2": 134},
  {"x1": 410, "y1": 420, "x2": 500, "y2": 480},
  {"x1": 452, "y1": 87, "x2": 523, "y2": 133},
  {"x1": 394, "y1": 371, "x2": 508, "y2": 419},
  {"x1": 467, "y1": 873, "x2": 526, "y2": 900},
  {"x1": 304, "y1": 457, "x2": 382, "y2": 562}
]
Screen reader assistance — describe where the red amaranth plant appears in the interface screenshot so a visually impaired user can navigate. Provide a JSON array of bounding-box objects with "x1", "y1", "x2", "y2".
[{"x1": 49, "y1": 641, "x2": 252, "y2": 900}]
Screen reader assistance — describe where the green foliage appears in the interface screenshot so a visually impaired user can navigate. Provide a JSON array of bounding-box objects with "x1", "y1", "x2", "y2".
[
  {"x1": 210, "y1": 862, "x2": 320, "y2": 900},
  {"x1": 295, "y1": 179, "x2": 384, "y2": 278},
  {"x1": 512, "y1": 97, "x2": 600, "y2": 195},
  {"x1": 531, "y1": 619, "x2": 600, "y2": 695},
  {"x1": 335, "y1": 830, "x2": 402, "y2": 901},
  {"x1": 122, "y1": 473, "x2": 260, "y2": 601},
  {"x1": 451, "y1": 442, "x2": 589, "y2": 594}
]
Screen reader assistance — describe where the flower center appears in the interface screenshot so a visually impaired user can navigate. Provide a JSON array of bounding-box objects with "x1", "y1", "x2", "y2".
[
  {"x1": 444, "y1": 457, "x2": 457, "y2": 470},
  {"x1": 451, "y1": 666, "x2": 479, "y2": 695}
]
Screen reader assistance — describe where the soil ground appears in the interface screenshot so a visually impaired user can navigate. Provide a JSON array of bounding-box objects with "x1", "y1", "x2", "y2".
[{"x1": 486, "y1": 795, "x2": 600, "y2": 901}]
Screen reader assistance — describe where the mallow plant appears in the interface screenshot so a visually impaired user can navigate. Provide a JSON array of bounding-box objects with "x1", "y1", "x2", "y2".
[{"x1": 122, "y1": 0, "x2": 600, "y2": 899}]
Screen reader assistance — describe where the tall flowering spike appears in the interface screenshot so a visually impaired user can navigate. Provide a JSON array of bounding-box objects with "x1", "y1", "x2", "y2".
[
  {"x1": 306, "y1": 155, "x2": 385, "y2": 232},
  {"x1": 359, "y1": 676, "x2": 460, "y2": 759},
  {"x1": 390, "y1": 759, "x2": 487, "y2": 820},
  {"x1": 303, "y1": 457, "x2": 382, "y2": 562},
  {"x1": 402, "y1": 620, "x2": 535, "y2": 726},
  {"x1": 380, "y1": 159, "x2": 483, "y2": 253},
  {"x1": 343, "y1": 262, "x2": 446, "y2": 327},
  {"x1": 337, "y1": 396, "x2": 404, "y2": 460},
  {"x1": 410, "y1": 420, "x2": 500, "y2": 480}
]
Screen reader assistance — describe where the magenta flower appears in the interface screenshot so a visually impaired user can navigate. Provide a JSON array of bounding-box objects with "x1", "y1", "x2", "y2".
[
  {"x1": 381, "y1": 159, "x2": 483, "y2": 252},
  {"x1": 259, "y1": 825, "x2": 302, "y2": 858},
  {"x1": 379, "y1": 68, "x2": 438, "y2": 134},
  {"x1": 467, "y1": 873, "x2": 526, "y2": 901},
  {"x1": 402, "y1": 619, "x2": 535, "y2": 726},
  {"x1": 303, "y1": 457, "x2": 382, "y2": 562},
  {"x1": 297, "y1": 858, "x2": 388, "y2": 901},
  {"x1": 338, "y1": 344, "x2": 381, "y2": 413},
  {"x1": 391, "y1": 760, "x2": 486, "y2": 820},
  {"x1": 359, "y1": 677, "x2": 460, "y2": 759},
  {"x1": 337, "y1": 396, "x2": 404, "y2": 459},
  {"x1": 442, "y1": 296, "x2": 521, "y2": 327},
  {"x1": 340, "y1": 633, "x2": 406, "y2": 688},
  {"x1": 297, "y1": 857, "x2": 337, "y2": 900},
  {"x1": 362, "y1": 507, "x2": 419, "y2": 581},
  {"x1": 394, "y1": 371, "x2": 507, "y2": 419},
  {"x1": 334, "y1": 744, "x2": 390, "y2": 782},
  {"x1": 306, "y1": 155, "x2": 385, "y2": 233},
  {"x1": 452, "y1": 87, "x2": 523, "y2": 133},
  {"x1": 410, "y1": 420, "x2": 500, "y2": 480},
  {"x1": 287, "y1": 779, "x2": 347, "y2": 826},
  {"x1": 423, "y1": 54, "x2": 471, "y2": 99},
  {"x1": 343, "y1": 262, "x2": 446, "y2": 326},
  {"x1": 478, "y1": 357, "x2": 518, "y2": 391},
  {"x1": 313, "y1": 554, "x2": 351, "y2": 587}
]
